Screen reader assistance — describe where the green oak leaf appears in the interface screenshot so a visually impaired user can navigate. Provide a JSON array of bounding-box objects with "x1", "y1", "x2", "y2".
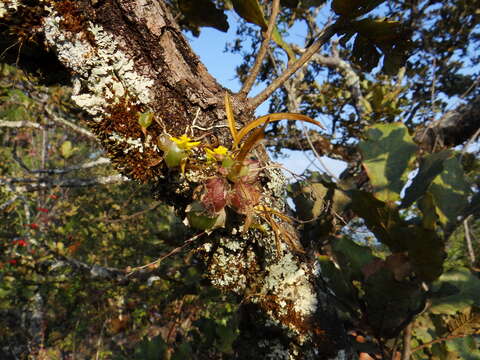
[
  {"x1": 429, "y1": 156, "x2": 470, "y2": 227},
  {"x1": 401, "y1": 150, "x2": 452, "y2": 208},
  {"x1": 359, "y1": 123, "x2": 417, "y2": 204}
]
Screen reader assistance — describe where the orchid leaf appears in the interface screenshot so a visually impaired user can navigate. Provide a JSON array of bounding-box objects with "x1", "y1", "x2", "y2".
[
  {"x1": 225, "y1": 93, "x2": 239, "y2": 146},
  {"x1": 235, "y1": 125, "x2": 265, "y2": 164},
  {"x1": 234, "y1": 113, "x2": 323, "y2": 148}
]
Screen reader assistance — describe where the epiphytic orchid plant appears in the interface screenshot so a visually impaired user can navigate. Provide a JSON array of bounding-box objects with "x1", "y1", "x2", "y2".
[{"x1": 162, "y1": 93, "x2": 324, "y2": 253}]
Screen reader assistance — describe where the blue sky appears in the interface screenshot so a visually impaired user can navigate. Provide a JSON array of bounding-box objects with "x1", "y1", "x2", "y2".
[{"x1": 188, "y1": 15, "x2": 347, "y2": 178}]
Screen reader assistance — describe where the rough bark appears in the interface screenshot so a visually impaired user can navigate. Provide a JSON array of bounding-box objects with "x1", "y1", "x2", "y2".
[
  {"x1": 414, "y1": 94, "x2": 480, "y2": 152},
  {"x1": 0, "y1": 0, "x2": 351, "y2": 358}
]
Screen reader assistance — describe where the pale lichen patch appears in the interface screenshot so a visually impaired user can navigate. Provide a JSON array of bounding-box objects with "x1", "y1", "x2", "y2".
[
  {"x1": 205, "y1": 238, "x2": 258, "y2": 293},
  {"x1": 258, "y1": 339, "x2": 291, "y2": 360},
  {"x1": 108, "y1": 132, "x2": 159, "y2": 154},
  {"x1": 0, "y1": 0, "x2": 20, "y2": 18},
  {"x1": 203, "y1": 242, "x2": 212, "y2": 253},
  {"x1": 262, "y1": 252, "x2": 317, "y2": 318},
  {"x1": 42, "y1": 12, "x2": 154, "y2": 120},
  {"x1": 208, "y1": 246, "x2": 246, "y2": 291},
  {"x1": 263, "y1": 166, "x2": 288, "y2": 205}
]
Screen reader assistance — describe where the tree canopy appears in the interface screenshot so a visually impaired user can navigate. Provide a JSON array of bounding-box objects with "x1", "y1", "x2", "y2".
[{"x1": 0, "y1": 0, "x2": 479, "y2": 359}]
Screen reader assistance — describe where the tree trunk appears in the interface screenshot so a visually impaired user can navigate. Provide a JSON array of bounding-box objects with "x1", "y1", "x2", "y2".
[{"x1": 1, "y1": 0, "x2": 351, "y2": 358}]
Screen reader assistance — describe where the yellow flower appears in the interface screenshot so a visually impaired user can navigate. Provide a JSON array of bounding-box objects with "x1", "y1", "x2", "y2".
[
  {"x1": 205, "y1": 146, "x2": 231, "y2": 162},
  {"x1": 170, "y1": 135, "x2": 200, "y2": 150}
]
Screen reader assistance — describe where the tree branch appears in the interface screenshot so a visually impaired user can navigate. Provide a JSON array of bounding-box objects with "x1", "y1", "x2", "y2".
[
  {"x1": 46, "y1": 108, "x2": 97, "y2": 140},
  {"x1": 464, "y1": 216, "x2": 476, "y2": 266},
  {"x1": 401, "y1": 322, "x2": 413, "y2": 360},
  {"x1": 0, "y1": 194, "x2": 18, "y2": 211},
  {"x1": 1, "y1": 174, "x2": 128, "y2": 192},
  {"x1": 239, "y1": 0, "x2": 281, "y2": 98},
  {"x1": 12, "y1": 145, "x2": 110, "y2": 175},
  {"x1": 249, "y1": 21, "x2": 341, "y2": 109},
  {"x1": 411, "y1": 333, "x2": 471, "y2": 353},
  {"x1": 0, "y1": 120, "x2": 43, "y2": 129},
  {"x1": 415, "y1": 94, "x2": 480, "y2": 151},
  {"x1": 48, "y1": 232, "x2": 204, "y2": 283}
]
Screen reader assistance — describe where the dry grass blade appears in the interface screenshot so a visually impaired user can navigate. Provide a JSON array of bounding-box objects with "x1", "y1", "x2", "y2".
[
  {"x1": 257, "y1": 206, "x2": 305, "y2": 254},
  {"x1": 234, "y1": 112, "x2": 324, "y2": 148},
  {"x1": 256, "y1": 205, "x2": 294, "y2": 223},
  {"x1": 264, "y1": 211, "x2": 282, "y2": 256}
]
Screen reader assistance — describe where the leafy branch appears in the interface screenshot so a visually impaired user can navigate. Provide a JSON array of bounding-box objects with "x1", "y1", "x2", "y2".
[
  {"x1": 249, "y1": 20, "x2": 343, "y2": 109},
  {"x1": 239, "y1": 0, "x2": 281, "y2": 98}
]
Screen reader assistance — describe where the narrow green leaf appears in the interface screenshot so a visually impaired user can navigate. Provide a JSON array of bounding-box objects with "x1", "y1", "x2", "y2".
[
  {"x1": 359, "y1": 123, "x2": 417, "y2": 203},
  {"x1": 272, "y1": 27, "x2": 296, "y2": 60}
]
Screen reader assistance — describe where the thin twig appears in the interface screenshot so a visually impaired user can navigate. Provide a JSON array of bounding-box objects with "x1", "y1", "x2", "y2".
[
  {"x1": 12, "y1": 143, "x2": 110, "y2": 175},
  {"x1": 300, "y1": 122, "x2": 339, "y2": 181},
  {"x1": 239, "y1": 0, "x2": 282, "y2": 98},
  {"x1": 430, "y1": 57, "x2": 437, "y2": 115},
  {"x1": 461, "y1": 127, "x2": 480, "y2": 158},
  {"x1": 464, "y1": 216, "x2": 476, "y2": 265},
  {"x1": 411, "y1": 333, "x2": 471, "y2": 353},
  {"x1": 46, "y1": 108, "x2": 96, "y2": 140},
  {"x1": 191, "y1": 123, "x2": 229, "y2": 132},
  {"x1": 0, "y1": 195, "x2": 18, "y2": 211},
  {"x1": 401, "y1": 322, "x2": 413, "y2": 360},
  {"x1": 0, "y1": 40, "x2": 20, "y2": 60},
  {"x1": 0, "y1": 120, "x2": 43, "y2": 129},
  {"x1": 126, "y1": 231, "x2": 206, "y2": 276},
  {"x1": 249, "y1": 21, "x2": 341, "y2": 109},
  {"x1": 460, "y1": 76, "x2": 479, "y2": 99},
  {"x1": 97, "y1": 201, "x2": 162, "y2": 223},
  {"x1": 1, "y1": 174, "x2": 129, "y2": 192}
]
